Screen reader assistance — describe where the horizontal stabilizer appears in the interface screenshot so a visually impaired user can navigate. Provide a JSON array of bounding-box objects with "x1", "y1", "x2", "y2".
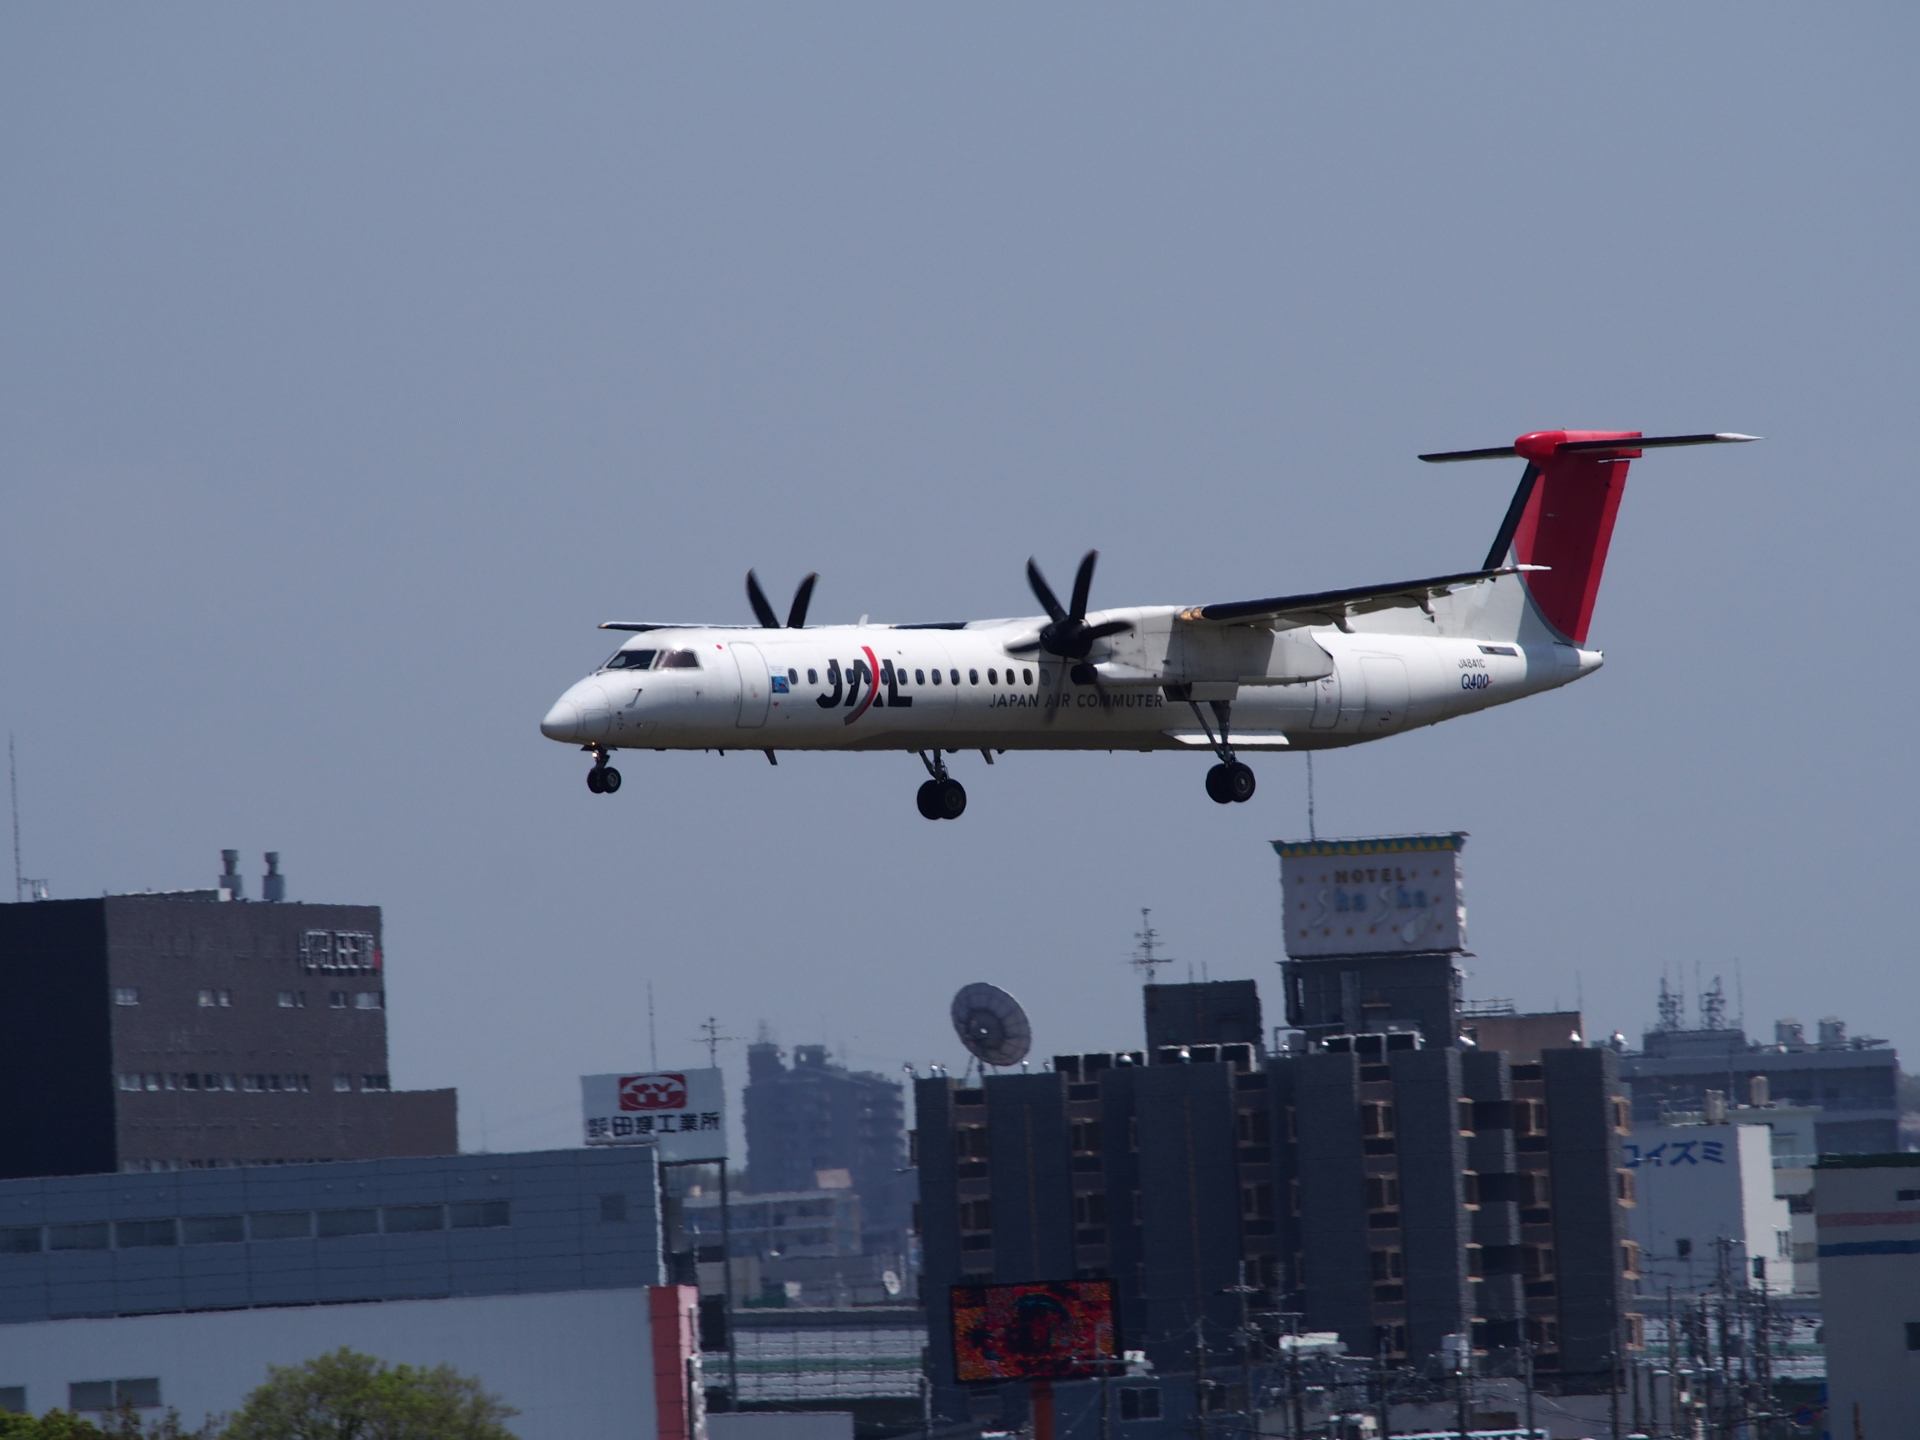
[{"x1": 1420, "y1": 432, "x2": 1758, "y2": 462}]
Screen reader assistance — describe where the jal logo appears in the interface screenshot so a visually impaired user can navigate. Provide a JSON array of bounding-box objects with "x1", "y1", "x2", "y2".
[{"x1": 618, "y1": 1073, "x2": 688, "y2": 1111}]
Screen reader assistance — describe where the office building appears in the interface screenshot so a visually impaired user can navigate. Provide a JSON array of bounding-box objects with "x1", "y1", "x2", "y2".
[
  {"x1": 0, "y1": 856, "x2": 456, "y2": 1177},
  {"x1": 1813, "y1": 1153, "x2": 1920, "y2": 1433},
  {"x1": 1620, "y1": 1000, "x2": 1899, "y2": 1156},
  {"x1": 0, "y1": 1148, "x2": 700, "y2": 1440},
  {"x1": 1623, "y1": 1120, "x2": 1792, "y2": 1294},
  {"x1": 743, "y1": 1039, "x2": 910, "y2": 1256}
]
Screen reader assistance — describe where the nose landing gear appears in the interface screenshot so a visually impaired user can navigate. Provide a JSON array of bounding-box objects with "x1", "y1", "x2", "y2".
[
  {"x1": 584, "y1": 747, "x2": 622, "y2": 794},
  {"x1": 916, "y1": 752, "x2": 967, "y2": 819}
]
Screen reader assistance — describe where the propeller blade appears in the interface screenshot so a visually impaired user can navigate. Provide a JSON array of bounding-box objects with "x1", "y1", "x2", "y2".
[
  {"x1": 1026, "y1": 559, "x2": 1067, "y2": 624},
  {"x1": 1068, "y1": 550, "x2": 1098, "y2": 620},
  {"x1": 1081, "y1": 619, "x2": 1133, "y2": 643},
  {"x1": 746, "y1": 570, "x2": 780, "y2": 628},
  {"x1": 786, "y1": 573, "x2": 818, "y2": 628}
]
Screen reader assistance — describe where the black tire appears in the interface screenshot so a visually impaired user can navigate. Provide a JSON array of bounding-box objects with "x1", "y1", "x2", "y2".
[
  {"x1": 935, "y1": 778, "x2": 968, "y2": 819},
  {"x1": 601, "y1": 767, "x2": 622, "y2": 793},
  {"x1": 1204, "y1": 764, "x2": 1232, "y2": 804},
  {"x1": 1226, "y1": 762, "x2": 1255, "y2": 803},
  {"x1": 586, "y1": 767, "x2": 606, "y2": 794},
  {"x1": 916, "y1": 780, "x2": 941, "y2": 820}
]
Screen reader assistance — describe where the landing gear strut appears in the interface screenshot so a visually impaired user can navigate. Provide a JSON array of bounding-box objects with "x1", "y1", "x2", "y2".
[
  {"x1": 916, "y1": 751, "x2": 967, "y2": 820},
  {"x1": 584, "y1": 746, "x2": 622, "y2": 795},
  {"x1": 1189, "y1": 701, "x2": 1254, "y2": 805}
]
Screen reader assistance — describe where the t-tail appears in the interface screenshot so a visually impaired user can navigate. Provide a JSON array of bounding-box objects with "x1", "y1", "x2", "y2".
[{"x1": 1422, "y1": 430, "x2": 1758, "y2": 645}]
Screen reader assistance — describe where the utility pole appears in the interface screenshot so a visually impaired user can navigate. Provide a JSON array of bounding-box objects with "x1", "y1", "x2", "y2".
[{"x1": 1521, "y1": 1340, "x2": 1535, "y2": 1440}]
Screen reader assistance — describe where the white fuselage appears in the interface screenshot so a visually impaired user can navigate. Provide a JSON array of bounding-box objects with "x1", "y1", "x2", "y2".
[{"x1": 540, "y1": 590, "x2": 1603, "y2": 756}]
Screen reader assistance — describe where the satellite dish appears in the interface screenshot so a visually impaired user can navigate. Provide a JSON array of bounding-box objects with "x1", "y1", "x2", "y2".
[{"x1": 951, "y1": 982, "x2": 1032, "y2": 1068}]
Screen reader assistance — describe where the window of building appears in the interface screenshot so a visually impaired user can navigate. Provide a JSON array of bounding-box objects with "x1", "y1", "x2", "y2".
[
  {"x1": 249, "y1": 1211, "x2": 313, "y2": 1241},
  {"x1": 113, "y1": 988, "x2": 139, "y2": 1006},
  {"x1": 383, "y1": 1205, "x2": 445, "y2": 1234},
  {"x1": 1616, "y1": 1169, "x2": 1637, "y2": 1204},
  {"x1": 599, "y1": 1193, "x2": 628, "y2": 1223},
  {"x1": 277, "y1": 990, "x2": 305, "y2": 1008},
  {"x1": 1360, "y1": 1101, "x2": 1395, "y2": 1138},
  {"x1": 354, "y1": 992, "x2": 384, "y2": 1009},
  {"x1": 69, "y1": 1384, "x2": 115, "y2": 1413},
  {"x1": 1236, "y1": 1109, "x2": 1270, "y2": 1146},
  {"x1": 1073, "y1": 1192, "x2": 1107, "y2": 1227},
  {"x1": 0, "y1": 1227, "x2": 42, "y2": 1254},
  {"x1": 182, "y1": 1215, "x2": 244, "y2": 1244},
  {"x1": 1373, "y1": 1324, "x2": 1407, "y2": 1358},
  {"x1": 1621, "y1": 1240, "x2": 1641, "y2": 1277},
  {"x1": 1118, "y1": 1388, "x2": 1161, "y2": 1421},
  {"x1": 954, "y1": 1126, "x2": 988, "y2": 1161},
  {"x1": 1526, "y1": 1317, "x2": 1559, "y2": 1351},
  {"x1": 1612, "y1": 1097, "x2": 1633, "y2": 1134},
  {"x1": 330, "y1": 991, "x2": 349, "y2": 1008},
  {"x1": 47, "y1": 1223, "x2": 110, "y2": 1252},
  {"x1": 334, "y1": 1074, "x2": 353, "y2": 1092},
  {"x1": 1465, "y1": 1243, "x2": 1483, "y2": 1278},
  {"x1": 0, "y1": 1388, "x2": 24, "y2": 1415},
  {"x1": 449, "y1": 1200, "x2": 511, "y2": 1229},
  {"x1": 1240, "y1": 1183, "x2": 1273, "y2": 1220},
  {"x1": 1906, "y1": 1322, "x2": 1920, "y2": 1352},
  {"x1": 115, "y1": 1219, "x2": 177, "y2": 1249},
  {"x1": 1289, "y1": 1178, "x2": 1301, "y2": 1216},
  {"x1": 1457, "y1": 1097, "x2": 1476, "y2": 1134},
  {"x1": 1365, "y1": 1176, "x2": 1400, "y2": 1211},
  {"x1": 117, "y1": 1074, "x2": 139, "y2": 1092},
  {"x1": 362, "y1": 1074, "x2": 391, "y2": 1092},
  {"x1": 958, "y1": 1200, "x2": 992, "y2": 1233},
  {"x1": 317, "y1": 1209, "x2": 377, "y2": 1238},
  {"x1": 1520, "y1": 1171, "x2": 1552, "y2": 1208},
  {"x1": 1369, "y1": 1248, "x2": 1403, "y2": 1282},
  {"x1": 1070, "y1": 1120, "x2": 1102, "y2": 1153},
  {"x1": 1522, "y1": 1244, "x2": 1556, "y2": 1279},
  {"x1": 1515, "y1": 1099, "x2": 1547, "y2": 1136}
]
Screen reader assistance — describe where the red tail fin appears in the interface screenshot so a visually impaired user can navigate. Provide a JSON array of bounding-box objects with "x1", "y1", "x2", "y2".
[{"x1": 1506, "y1": 429, "x2": 1639, "y2": 645}]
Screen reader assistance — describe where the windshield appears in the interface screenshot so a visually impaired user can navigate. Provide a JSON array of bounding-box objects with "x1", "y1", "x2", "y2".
[
  {"x1": 602, "y1": 649, "x2": 657, "y2": 671},
  {"x1": 657, "y1": 649, "x2": 702, "y2": 669}
]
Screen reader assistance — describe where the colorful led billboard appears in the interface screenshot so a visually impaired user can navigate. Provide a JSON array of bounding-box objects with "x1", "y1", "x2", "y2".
[{"x1": 950, "y1": 1280, "x2": 1117, "y2": 1382}]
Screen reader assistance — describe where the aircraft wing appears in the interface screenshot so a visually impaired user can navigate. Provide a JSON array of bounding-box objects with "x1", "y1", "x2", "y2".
[
  {"x1": 599, "y1": 622, "x2": 754, "y2": 632},
  {"x1": 1179, "y1": 565, "x2": 1540, "y2": 629}
]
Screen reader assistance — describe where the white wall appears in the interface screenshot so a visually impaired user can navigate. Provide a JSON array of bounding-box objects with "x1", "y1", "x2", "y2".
[
  {"x1": 0, "y1": 1287, "x2": 658, "y2": 1440},
  {"x1": 1817, "y1": 1164, "x2": 1920, "y2": 1436},
  {"x1": 1626, "y1": 1122, "x2": 1792, "y2": 1292}
]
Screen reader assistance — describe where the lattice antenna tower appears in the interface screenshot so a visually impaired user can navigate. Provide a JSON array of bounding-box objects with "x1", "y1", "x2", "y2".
[
  {"x1": 1129, "y1": 908, "x2": 1175, "y2": 985},
  {"x1": 694, "y1": 1016, "x2": 741, "y2": 1068},
  {"x1": 1656, "y1": 974, "x2": 1685, "y2": 1032},
  {"x1": 1698, "y1": 975, "x2": 1728, "y2": 1032},
  {"x1": 8, "y1": 736, "x2": 45, "y2": 904}
]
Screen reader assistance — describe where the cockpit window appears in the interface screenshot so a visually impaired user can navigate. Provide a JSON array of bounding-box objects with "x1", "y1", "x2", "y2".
[
  {"x1": 657, "y1": 649, "x2": 702, "y2": 669},
  {"x1": 603, "y1": 649, "x2": 658, "y2": 671}
]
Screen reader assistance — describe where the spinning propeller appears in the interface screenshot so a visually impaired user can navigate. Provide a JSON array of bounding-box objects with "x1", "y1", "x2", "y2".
[
  {"x1": 1008, "y1": 551, "x2": 1133, "y2": 713},
  {"x1": 746, "y1": 570, "x2": 818, "y2": 629}
]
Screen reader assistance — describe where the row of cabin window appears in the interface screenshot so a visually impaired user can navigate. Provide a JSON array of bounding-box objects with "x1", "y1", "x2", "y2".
[
  {"x1": 112, "y1": 988, "x2": 382, "y2": 1010},
  {"x1": 116, "y1": 1072, "x2": 389, "y2": 1093},
  {"x1": 0, "y1": 1201, "x2": 511, "y2": 1253},
  {"x1": 805, "y1": 664, "x2": 1034, "y2": 688},
  {"x1": 606, "y1": 647, "x2": 1041, "y2": 692}
]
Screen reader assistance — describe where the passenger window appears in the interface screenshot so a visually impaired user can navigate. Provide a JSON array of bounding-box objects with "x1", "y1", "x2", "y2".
[
  {"x1": 950, "y1": 670, "x2": 960, "y2": 685},
  {"x1": 1023, "y1": 668, "x2": 1033, "y2": 685},
  {"x1": 932, "y1": 669, "x2": 942, "y2": 685},
  {"x1": 915, "y1": 669, "x2": 925, "y2": 685},
  {"x1": 787, "y1": 668, "x2": 799, "y2": 684},
  {"x1": 603, "y1": 649, "x2": 656, "y2": 671},
  {"x1": 658, "y1": 650, "x2": 701, "y2": 669},
  {"x1": 968, "y1": 669, "x2": 978, "y2": 685},
  {"x1": 987, "y1": 668, "x2": 997, "y2": 684},
  {"x1": 808, "y1": 669, "x2": 818, "y2": 685}
]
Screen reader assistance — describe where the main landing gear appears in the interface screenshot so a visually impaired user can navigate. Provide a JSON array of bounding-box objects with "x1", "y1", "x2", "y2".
[
  {"x1": 584, "y1": 746, "x2": 622, "y2": 794},
  {"x1": 1189, "y1": 700, "x2": 1255, "y2": 805},
  {"x1": 916, "y1": 751, "x2": 967, "y2": 820}
]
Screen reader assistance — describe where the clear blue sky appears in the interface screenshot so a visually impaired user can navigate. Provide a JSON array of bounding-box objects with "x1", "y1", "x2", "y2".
[{"x1": 4, "y1": 6, "x2": 1914, "y2": 1151}]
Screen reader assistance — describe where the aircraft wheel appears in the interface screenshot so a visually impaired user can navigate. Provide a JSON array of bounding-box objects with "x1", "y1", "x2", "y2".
[
  {"x1": 1204, "y1": 764, "x2": 1233, "y2": 804},
  {"x1": 916, "y1": 780, "x2": 941, "y2": 820},
  {"x1": 600, "y1": 767, "x2": 622, "y2": 793},
  {"x1": 1226, "y1": 762, "x2": 1255, "y2": 803},
  {"x1": 586, "y1": 767, "x2": 607, "y2": 794},
  {"x1": 934, "y1": 778, "x2": 968, "y2": 819}
]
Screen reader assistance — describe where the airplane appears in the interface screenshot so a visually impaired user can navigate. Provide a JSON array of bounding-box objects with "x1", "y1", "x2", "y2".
[{"x1": 540, "y1": 429, "x2": 1754, "y2": 818}]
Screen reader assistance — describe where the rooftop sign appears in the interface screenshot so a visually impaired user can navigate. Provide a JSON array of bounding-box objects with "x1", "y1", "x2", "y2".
[
  {"x1": 1272, "y1": 833, "x2": 1466, "y2": 959},
  {"x1": 581, "y1": 1067, "x2": 726, "y2": 1163}
]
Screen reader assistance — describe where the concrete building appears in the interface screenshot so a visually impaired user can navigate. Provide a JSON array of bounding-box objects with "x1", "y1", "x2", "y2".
[
  {"x1": 1814, "y1": 1152, "x2": 1920, "y2": 1436},
  {"x1": 1623, "y1": 1121, "x2": 1792, "y2": 1294},
  {"x1": 1621, "y1": 1013, "x2": 1899, "y2": 1156},
  {"x1": 744, "y1": 1040, "x2": 910, "y2": 1258},
  {"x1": 0, "y1": 864, "x2": 456, "y2": 1177},
  {"x1": 0, "y1": 1148, "x2": 702, "y2": 1440}
]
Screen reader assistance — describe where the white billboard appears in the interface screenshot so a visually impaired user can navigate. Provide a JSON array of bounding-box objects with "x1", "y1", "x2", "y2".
[
  {"x1": 581, "y1": 1067, "x2": 726, "y2": 1163},
  {"x1": 1273, "y1": 834, "x2": 1466, "y2": 958}
]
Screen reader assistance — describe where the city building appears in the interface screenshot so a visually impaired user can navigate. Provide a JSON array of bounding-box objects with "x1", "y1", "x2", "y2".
[
  {"x1": 1623, "y1": 1120, "x2": 1792, "y2": 1294},
  {"x1": 0, "y1": 855, "x2": 456, "y2": 1177},
  {"x1": 1621, "y1": 999, "x2": 1899, "y2": 1157},
  {"x1": 743, "y1": 1039, "x2": 910, "y2": 1257},
  {"x1": 0, "y1": 1148, "x2": 698, "y2": 1440},
  {"x1": 1813, "y1": 1152, "x2": 1920, "y2": 1434}
]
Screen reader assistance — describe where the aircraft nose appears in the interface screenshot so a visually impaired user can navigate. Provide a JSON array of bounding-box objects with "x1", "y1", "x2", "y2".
[{"x1": 540, "y1": 698, "x2": 582, "y2": 742}]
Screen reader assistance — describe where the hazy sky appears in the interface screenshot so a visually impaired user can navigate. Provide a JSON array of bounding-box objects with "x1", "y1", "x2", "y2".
[{"x1": 4, "y1": 7, "x2": 1916, "y2": 1155}]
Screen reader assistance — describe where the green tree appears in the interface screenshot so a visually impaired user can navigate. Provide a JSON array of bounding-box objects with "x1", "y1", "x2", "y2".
[
  {"x1": 221, "y1": 1349, "x2": 517, "y2": 1440},
  {"x1": 0, "y1": 1413, "x2": 104, "y2": 1440}
]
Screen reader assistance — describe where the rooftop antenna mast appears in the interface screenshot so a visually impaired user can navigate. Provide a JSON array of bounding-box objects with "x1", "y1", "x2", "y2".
[
  {"x1": 9, "y1": 736, "x2": 45, "y2": 903},
  {"x1": 694, "y1": 1016, "x2": 740, "y2": 1068},
  {"x1": 1129, "y1": 908, "x2": 1175, "y2": 986}
]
